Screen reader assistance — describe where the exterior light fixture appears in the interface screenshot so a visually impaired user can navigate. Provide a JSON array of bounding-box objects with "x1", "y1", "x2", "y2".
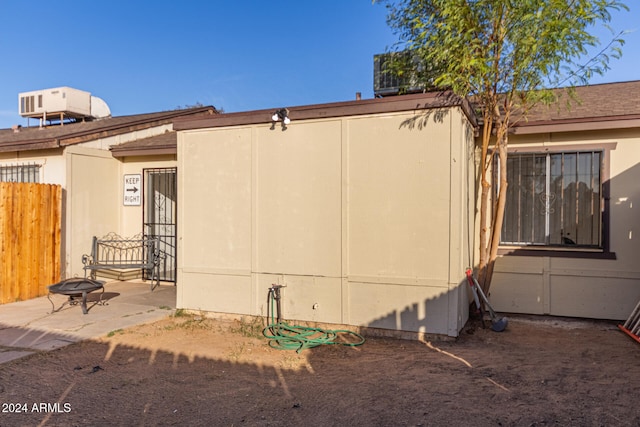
[{"x1": 271, "y1": 108, "x2": 291, "y2": 130}]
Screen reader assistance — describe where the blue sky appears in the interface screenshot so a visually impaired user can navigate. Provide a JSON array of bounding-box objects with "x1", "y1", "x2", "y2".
[{"x1": 0, "y1": 1, "x2": 637, "y2": 129}]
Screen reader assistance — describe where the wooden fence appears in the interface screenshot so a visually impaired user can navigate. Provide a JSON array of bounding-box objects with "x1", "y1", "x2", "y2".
[{"x1": 0, "y1": 182, "x2": 62, "y2": 304}]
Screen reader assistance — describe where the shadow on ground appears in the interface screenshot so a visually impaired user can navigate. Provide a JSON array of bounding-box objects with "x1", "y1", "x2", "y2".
[{"x1": 1, "y1": 312, "x2": 638, "y2": 426}]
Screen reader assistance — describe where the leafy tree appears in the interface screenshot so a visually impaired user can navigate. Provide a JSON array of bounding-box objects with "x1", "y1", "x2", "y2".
[{"x1": 379, "y1": 0, "x2": 627, "y2": 292}]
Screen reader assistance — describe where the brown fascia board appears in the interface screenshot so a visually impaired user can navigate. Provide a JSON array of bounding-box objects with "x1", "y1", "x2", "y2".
[
  {"x1": 0, "y1": 139, "x2": 60, "y2": 153},
  {"x1": 59, "y1": 107, "x2": 216, "y2": 146},
  {"x1": 111, "y1": 146, "x2": 176, "y2": 158},
  {"x1": 173, "y1": 92, "x2": 478, "y2": 131},
  {"x1": 512, "y1": 113, "x2": 640, "y2": 135}
]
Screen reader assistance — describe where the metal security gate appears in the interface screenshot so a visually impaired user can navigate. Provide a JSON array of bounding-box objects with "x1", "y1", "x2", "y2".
[{"x1": 143, "y1": 168, "x2": 177, "y2": 282}]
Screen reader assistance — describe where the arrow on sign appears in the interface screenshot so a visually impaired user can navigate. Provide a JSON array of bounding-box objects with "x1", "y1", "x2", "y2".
[{"x1": 126, "y1": 186, "x2": 139, "y2": 193}]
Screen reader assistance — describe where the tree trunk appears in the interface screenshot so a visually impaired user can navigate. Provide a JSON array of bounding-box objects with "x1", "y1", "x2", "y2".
[
  {"x1": 477, "y1": 118, "x2": 510, "y2": 293},
  {"x1": 477, "y1": 111, "x2": 494, "y2": 293},
  {"x1": 483, "y1": 132, "x2": 508, "y2": 294}
]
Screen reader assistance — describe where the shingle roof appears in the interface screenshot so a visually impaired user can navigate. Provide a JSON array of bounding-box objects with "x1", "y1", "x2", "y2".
[
  {"x1": 110, "y1": 130, "x2": 177, "y2": 158},
  {"x1": 513, "y1": 80, "x2": 640, "y2": 134},
  {"x1": 0, "y1": 106, "x2": 217, "y2": 153}
]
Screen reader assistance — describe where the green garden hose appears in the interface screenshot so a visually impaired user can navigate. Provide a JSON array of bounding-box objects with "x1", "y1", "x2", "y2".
[{"x1": 262, "y1": 287, "x2": 365, "y2": 353}]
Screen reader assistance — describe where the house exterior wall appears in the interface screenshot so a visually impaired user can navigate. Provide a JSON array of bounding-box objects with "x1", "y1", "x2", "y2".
[
  {"x1": 119, "y1": 156, "x2": 177, "y2": 238},
  {"x1": 0, "y1": 149, "x2": 66, "y2": 185},
  {"x1": 177, "y1": 108, "x2": 474, "y2": 337},
  {"x1": 0, "y1": 108, "x2": 211, "y2": 289},
  {"x1": 65, "y1": 146, "x2": 120, "y2": 276},
  {"x1": 0, "y1": 142, "x2": 177, "y2": 279},
  {"x1": 66, "y1": 153, "x2": 177, "y2": 278},
  {"x1": 490, "y1": 128, "x2": 640, "y2": 320}
]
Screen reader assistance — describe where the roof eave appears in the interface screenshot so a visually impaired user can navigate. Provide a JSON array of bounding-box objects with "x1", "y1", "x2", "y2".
[
  {"x1": 110, "y1": 146, "x2": 176, "y2": 158},
  {"x1": 174, "y1": 92, "x2": 478, "y2": 131},
  {"x1": 0, "y1": 139, "x2": 60, "y2": 153},
  {"x1": 59, "y1": 107, "x2": 216, "y2": 146},
  {"x1": 512, "y1": 114, "x2": 640, "y2": 135}
]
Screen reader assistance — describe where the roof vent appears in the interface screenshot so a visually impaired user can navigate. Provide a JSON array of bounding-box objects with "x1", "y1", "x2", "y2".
[{"x1": 18, "y1": 87, "x2": 111, "y2": 124}]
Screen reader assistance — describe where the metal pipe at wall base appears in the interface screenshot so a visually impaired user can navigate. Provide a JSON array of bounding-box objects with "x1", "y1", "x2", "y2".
[
  {"x1": 269, "y1": 284, "x2": 285, "y2": 324},
  {"x1": 262, "y1": 282, "x2": 365, "y2": 353}
]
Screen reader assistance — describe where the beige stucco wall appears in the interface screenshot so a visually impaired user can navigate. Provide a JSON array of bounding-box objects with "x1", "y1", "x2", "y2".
[
  {"x1": 177, "y1": 108, "x2": 474, "y2": 337},
  {"x1": 65, "y1": 146, "x2": 120, "y2": 277},
  {"x1": 490, "y1": 128, "x2": 640, "y2": 320},
  {"x1": 0, "y1": 149, "x2": 66, "y2": 185},
  {"x1": 65, "y1": 153, "x2": 177, "y2": 278}
]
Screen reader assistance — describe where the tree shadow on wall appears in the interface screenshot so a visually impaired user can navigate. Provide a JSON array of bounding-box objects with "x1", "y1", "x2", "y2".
[{"x1": 398, "y1": 91, "x2": 463, "y2": 131}]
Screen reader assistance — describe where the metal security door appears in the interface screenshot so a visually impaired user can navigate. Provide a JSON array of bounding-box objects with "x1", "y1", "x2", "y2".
[{"x1": 143, "y1": 168, "x2": 177, "y2": 282}]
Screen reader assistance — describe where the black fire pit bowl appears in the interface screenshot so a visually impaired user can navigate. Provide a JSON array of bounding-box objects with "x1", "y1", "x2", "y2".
[{"x1": 48, "y1": 278, "x2": 105, "y2": 314}]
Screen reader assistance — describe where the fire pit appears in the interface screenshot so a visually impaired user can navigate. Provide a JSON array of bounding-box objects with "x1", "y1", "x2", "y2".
[{"x1": 48, "y1": 278, "x2": 106, "y2": 314}]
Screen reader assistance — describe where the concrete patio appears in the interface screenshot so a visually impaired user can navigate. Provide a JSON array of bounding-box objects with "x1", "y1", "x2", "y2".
[{"x1": 0, "y1": 281, "x2": 176, "y2": 364}]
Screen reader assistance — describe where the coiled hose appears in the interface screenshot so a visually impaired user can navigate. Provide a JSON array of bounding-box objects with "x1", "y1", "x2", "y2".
[{"x1": 262, "y1": 287, "x2": 365, "y2": 353}]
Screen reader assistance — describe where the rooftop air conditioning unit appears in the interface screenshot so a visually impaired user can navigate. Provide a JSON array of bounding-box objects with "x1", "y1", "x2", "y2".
[
  {"x1": 373, "y1": 52, "x2": 425, "y2": 97},
  {"x1": 18, "y1": 87, "x2": 111, "y2": 123}
]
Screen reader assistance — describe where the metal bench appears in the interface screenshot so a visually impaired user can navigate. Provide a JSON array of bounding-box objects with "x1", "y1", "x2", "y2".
[{"x1": 82, "y1": 233, "x2": 161, "y2": 290}]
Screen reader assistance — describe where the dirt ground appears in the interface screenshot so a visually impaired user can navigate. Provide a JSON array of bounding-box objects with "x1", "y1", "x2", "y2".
[{"x1": 1, "y1": 312, "x2": 639, "y2": 427}]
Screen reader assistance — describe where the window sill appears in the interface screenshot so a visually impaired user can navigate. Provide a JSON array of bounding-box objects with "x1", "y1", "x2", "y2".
[{"x1": 498, "y1": 247, "x2": 617, "y2": 260}]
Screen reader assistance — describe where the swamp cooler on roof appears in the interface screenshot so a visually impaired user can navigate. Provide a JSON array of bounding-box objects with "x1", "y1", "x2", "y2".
[{"x1": 18, "y1": 86, "x2": 111, "y2": 123}]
